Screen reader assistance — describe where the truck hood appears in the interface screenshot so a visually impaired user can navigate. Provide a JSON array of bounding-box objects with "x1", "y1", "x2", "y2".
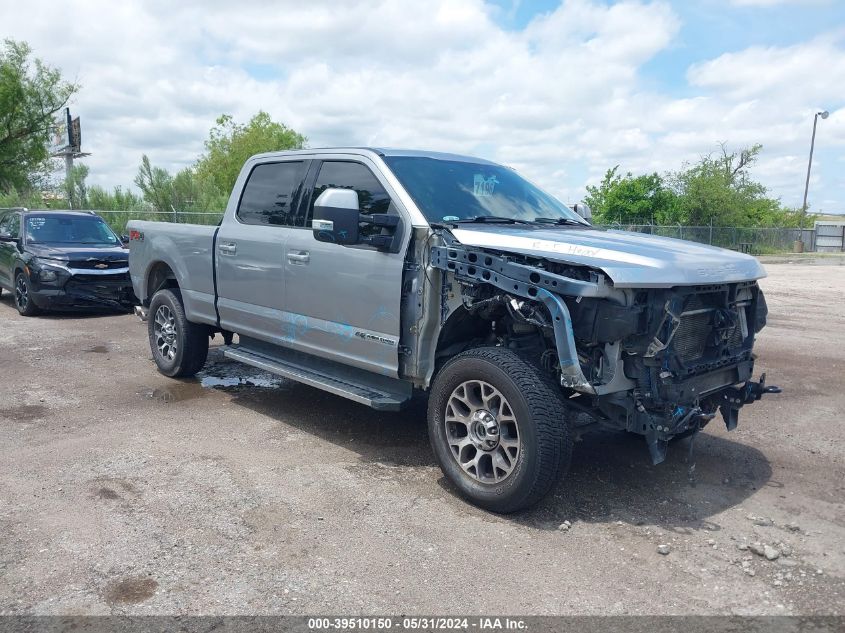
[{"x1": 450, "y1": 225, "x2": 766, "y2": 288}]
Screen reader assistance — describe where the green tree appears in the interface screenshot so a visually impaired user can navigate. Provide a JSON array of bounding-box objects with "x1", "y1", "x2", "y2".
[
  {"x1": 134, "y1": 154, "x2": 176, "y2": 212},
  {"x1": 65, "y1": 163, "x2": 88, "y2": 209},
  {"x1": 87, "y1": 185, "x2": 144, "y2": 211},
  {"x1": 132, "y1": 157, "x2": 226, "y2": 213},
  {"x1": 585, "y1": 167, "x2": 678, "y2": 224},
  {"x1": 587, "y1": 144, "x2": 805, "y2": 228},
  {"x1": 669, "y1": 144, "x2": 804, "y2": 227},
  {"x1": 194, "y1": 111, "x2": 306, "y2": 197},
  {"x1": 0, "y1": 186, "x2": 43, "y2": 209},
  {"x1": 131, "y1": 113, "x2": 304, "y2": 214},
  {"x1": 0, "y1": 39, "x2": 78, "y2": 192}
]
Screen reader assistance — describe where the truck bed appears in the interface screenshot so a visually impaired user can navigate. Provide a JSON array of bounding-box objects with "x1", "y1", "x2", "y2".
[{"x1": 127, "y1": 220, "x2": 219, "y2": 327}]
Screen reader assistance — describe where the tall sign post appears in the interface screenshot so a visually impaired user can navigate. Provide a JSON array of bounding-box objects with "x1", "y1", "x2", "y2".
[{"x1": 49, "y1": 107, "x2": 90, "y2": 208}]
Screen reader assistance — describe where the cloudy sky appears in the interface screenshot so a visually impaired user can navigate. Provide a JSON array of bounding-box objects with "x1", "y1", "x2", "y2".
[{"x1": 3, "y1": 0, "x2": 844, "y2": 211}]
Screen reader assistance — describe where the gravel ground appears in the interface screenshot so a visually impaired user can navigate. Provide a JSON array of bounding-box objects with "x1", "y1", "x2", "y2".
[{"x1": 0, "y1": 262, "x2": 843, "y2": 615}]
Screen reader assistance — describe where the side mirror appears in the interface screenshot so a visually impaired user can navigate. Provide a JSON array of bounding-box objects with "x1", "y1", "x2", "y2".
[
  {"x1": 0, "y1": 232, "x2": 14, "y2": 242},
  {"x1": 121, "y1": 234, "x2": 130, "y2": 244},
  {"x1": 572, "y1": 204, "x2": 592, "y2": 223},
  {"x1": 311, "y1": 188, "x2": 361, "y2": 245}
]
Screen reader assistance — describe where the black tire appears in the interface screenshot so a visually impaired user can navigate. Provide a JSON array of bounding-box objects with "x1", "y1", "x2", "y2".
[
  {"x1": 14, "y1": 271, "x2": 40, "y2": 316},
  {"x1": 148, "y1": 288, "x2": 208, "y2": 377},
  {"x1": 427, "y1": 347, "x2": 572, "y2": 513}
]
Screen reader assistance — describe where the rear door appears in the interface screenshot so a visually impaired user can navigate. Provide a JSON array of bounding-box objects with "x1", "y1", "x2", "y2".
[
  {"x1": 215, "y1": 160, "x2": 310, "y2": 343},
  {"x1": 282, "y1": 158, "x2": 409, "y2": 377}
]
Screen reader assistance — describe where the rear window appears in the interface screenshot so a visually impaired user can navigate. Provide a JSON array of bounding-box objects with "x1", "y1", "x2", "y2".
[{"x1": 237, "y1": 161, "x2": 308, "y2": 226}]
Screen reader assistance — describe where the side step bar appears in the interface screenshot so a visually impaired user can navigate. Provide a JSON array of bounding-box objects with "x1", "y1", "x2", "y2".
[{"x1": 222, "y1": 342, "x2": 412, "y2": 411}]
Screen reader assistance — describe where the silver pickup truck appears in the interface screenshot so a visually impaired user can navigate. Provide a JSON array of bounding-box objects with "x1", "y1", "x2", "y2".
[{"x1": 128, "y1": 148, "x2": 779, "y2": 512}]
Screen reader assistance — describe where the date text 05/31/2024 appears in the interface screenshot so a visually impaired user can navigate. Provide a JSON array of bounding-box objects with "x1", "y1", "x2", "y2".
[{"x1": 307, "y1": 617, "x2": 527, "y2": 630}]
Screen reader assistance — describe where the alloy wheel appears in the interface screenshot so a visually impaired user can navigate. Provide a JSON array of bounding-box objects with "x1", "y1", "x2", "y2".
[
  {"x1": 14, "y1": 275, "x2": 28, "y2": 311},
  {"x1": 153, "y1": 305, "x2": 177, "y2": 361},
  {"x1": 444, "y1": 380, "x2": 521, "y2": 484}
]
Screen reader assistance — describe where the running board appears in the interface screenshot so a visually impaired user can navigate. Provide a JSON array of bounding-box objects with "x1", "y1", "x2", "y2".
[{"x1": 222, "y1": 340, "x2": 412, "y2": 411}]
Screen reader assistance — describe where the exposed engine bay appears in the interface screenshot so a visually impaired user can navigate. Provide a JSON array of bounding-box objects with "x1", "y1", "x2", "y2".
[{"x1": 427, "y1": 233, "x2": 781, "y2": 464}]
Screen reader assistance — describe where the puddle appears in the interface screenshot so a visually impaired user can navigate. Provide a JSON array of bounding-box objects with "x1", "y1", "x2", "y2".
[
  {"x1": 136, "y1": 383, "x2": 205, "y2": 403},
  {"x1": 0, "y1": 405, "x2": 48, "y2": 421},
  {"x1": 137, "y1": 356, "x2": 287, "y2": 404},
  {"x1": 84, "y1": 345, "x2": 109, "y2": 354},
  {"x1": 198, "y1": 358, "x2": 285, "y2": 390},
  {"x1": 103, "y1": 576, "x2": 158, "y2": 604},
  {"x1": 200, "y1": 374, "x2": 284, "y2": 388}
]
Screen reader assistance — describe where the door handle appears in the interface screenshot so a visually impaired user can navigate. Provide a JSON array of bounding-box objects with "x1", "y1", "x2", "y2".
[
  {"x1": 218, "y1": 242, "x2": 237, "y2": 255},
  {"x1": 287, "y1": 251, "x2": 310, "y2": 264}
]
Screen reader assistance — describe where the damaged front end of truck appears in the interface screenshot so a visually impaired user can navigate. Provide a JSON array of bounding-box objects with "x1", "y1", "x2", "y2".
[{"x1": 425, "y1": 229, "x2": 780, "y2": 464}]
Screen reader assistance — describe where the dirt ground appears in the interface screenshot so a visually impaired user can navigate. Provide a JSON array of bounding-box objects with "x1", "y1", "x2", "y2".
[{"x1": 0, "y1": 262, "x2": 843, "y2": 616}]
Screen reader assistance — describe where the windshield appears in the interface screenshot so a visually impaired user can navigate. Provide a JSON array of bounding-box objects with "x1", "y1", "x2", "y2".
[
  {"x1": 25, "y1": 215, "x2": 119, "y2": 246},
  {"x1": 382, "y1": 156, "x2": 586, "y2": 225}
]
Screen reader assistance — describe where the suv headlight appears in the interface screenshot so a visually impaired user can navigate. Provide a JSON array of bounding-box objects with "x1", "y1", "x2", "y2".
[{"x1": 32, "y1": 258, "x2": 69, "y2": 283}]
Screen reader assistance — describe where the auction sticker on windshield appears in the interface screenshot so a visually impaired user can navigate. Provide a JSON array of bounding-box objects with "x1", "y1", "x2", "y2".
[{"x1": 473, "y1": 174, "x2": 498, "y2": 196}]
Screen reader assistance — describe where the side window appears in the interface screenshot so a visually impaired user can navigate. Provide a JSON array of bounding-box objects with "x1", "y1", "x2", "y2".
[
  {"x1": 237, "y1": 161, "x2": 308, "y2": 226},
  {"x1": 308, "y1": 161, "x2": 393, "y2": 238},
  {"x1": 1, "y1": 213, "x2": 21, "y2": 238},
  {"x1": 0, "y1": 213, "x2": 8, "y2": 235}
]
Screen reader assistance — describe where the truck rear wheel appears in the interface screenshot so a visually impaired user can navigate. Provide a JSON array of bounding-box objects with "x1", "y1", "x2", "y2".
[
  {"x1": 427, "y1": 347, "x2": 572, "y2": 513},
  {"x1": 148, "y1": 288, "x2": 208, "y2": 378}
]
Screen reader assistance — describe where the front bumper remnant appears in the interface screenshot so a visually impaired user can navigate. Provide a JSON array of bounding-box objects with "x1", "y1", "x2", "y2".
[
  {"x1": 643, "y1": 373, "x2": 781, "y2": 465},
  {"x1": 29, "y1": 274, "x2": 136, "y2": 312}
]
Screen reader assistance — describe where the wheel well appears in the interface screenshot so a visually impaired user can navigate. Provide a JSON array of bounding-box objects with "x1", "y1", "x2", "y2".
[
  {"x1": 433, "y1": 298, "x2": 552, "y2": 379},
  {"x1": 435, "y1": 306, "x2": 488, "y2": 361},
  {"x1": 146, "y1": 262, "x2": 178, "y2": 305}
]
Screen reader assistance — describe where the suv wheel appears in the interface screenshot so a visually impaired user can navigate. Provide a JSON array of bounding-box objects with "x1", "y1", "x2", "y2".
[
  {"x1": 14, "y1": 271, "x2": 40, "y2": 316},
  {"x1": 427, "y1": 347, "x2": 572, "y2": 513},
  {"x1": 148, "y1": 288, "x2": 208, "y2": 377}
]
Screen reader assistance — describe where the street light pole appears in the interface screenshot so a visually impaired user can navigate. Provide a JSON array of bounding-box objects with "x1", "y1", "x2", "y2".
[{"x1": 797, "y1": 110, "x2": 829, "y2": 252}]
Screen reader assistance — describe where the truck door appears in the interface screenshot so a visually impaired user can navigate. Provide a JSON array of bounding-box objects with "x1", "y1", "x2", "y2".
[
  {"x1": 282, "y1": 159, "x2": 407, "y2": 377},
  {"x1": 215, "y1": 160, "x2": 310, "y2": 344}
]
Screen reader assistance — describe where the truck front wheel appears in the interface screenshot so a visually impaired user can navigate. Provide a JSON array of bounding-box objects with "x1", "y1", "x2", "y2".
[
  {"x1": 148, "y1": 288, "x2": 208, "y2": 378},
  {"x1": 427, "y1": 347, "x2": 572, "y2": 513}
]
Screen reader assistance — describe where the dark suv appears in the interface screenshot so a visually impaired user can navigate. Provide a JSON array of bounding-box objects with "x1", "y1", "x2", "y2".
[{"x1": 0, "y1": 209, "x2": 136, "y2": 316}]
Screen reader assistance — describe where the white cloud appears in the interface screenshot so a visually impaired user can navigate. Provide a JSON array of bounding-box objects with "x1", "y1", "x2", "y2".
[
  {"x1": 688, "y1": 35, "x2": 845, "y2": 103},
  {"x1": 730, "y1": 0, "x2": 830, "y2": 7},
  {"x1": 1, "y1": 0, "x2": 843, "y2": 210}
]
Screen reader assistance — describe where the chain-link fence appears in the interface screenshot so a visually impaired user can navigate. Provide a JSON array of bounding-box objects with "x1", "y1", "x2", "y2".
[
  {"x1": 0, "y1": 208, "x2": 224, "y2": 234},
  {"x1": 594, "y1": 224, "x2": 816, "y2": 254},
  {"x1": 95, "y1": 209, "x2": 224, "y2": 233},
  {"x1": 1, "y1": 208, "x2": 818, "y2": 253}
]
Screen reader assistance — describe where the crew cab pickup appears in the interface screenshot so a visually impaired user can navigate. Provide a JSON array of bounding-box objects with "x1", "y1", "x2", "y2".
[{"x1": 128, "y1": 148, "x2": 779, "y2": 512}]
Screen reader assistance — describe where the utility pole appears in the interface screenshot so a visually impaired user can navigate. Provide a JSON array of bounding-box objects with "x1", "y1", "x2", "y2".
[
  {"x1": 797, "y1": 110, "x2": 829, "y2": 252},
  {"x1": 50, "y1": 107, "x2": 90, "y2": 209}
]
